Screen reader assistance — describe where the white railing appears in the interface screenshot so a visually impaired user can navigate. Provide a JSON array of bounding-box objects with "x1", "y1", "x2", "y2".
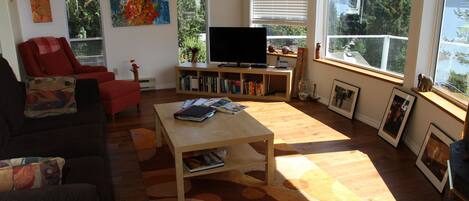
[
  {"x1": 69, "y1": 37, "x2": 104, "y2": 42},
  {"x1": 69, "y1": 37, "x2": 105, "y2": 66},
  {"x1": 267, "y1": 35, "x2": 306, "y2": 40},
  {"x1": 326, "y1": 35, "x2": 409, "y2": 71}
]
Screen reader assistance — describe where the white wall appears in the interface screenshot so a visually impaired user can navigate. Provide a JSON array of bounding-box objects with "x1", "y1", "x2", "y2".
[
  {"x1": 209, "y1": 0, "x2": 243, "y2": 27},
  {"x1": 305, "y1": 0, "x2": 464, "y2": 154},
  {"x1": 13, "y1": 0, "x2": 244, "y2": 89},
  {"x1": 0, "y1": 0, "x2": 23, "y2": 79},
  {"x1": 16, "y1": 0, "x2": 69, "y2": 40},
  {"x1": 99, "y1": 0, "x2": 179, "y2": 89}
]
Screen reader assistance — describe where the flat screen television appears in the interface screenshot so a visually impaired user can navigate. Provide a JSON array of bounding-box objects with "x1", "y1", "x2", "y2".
[{"x1": 209, "y1": 27, "x2": 267, "y2": 66}]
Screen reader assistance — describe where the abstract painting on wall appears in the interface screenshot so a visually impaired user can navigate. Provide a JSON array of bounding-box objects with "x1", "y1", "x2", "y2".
[
  {"x1": 30, "y1": 0, "x2": 53, "y2": 23},
  {"x1": 110, "y1": 0, "x2": 170, "y2": 27}
]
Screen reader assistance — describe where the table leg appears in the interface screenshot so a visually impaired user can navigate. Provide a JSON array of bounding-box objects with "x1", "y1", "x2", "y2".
[
  {"x1": 265, "y1": 138, "x2": 275, "y2": 185},
  {"x1": 155, "y1": 114, "x2": 163, "y2": 147},
  {"x1": 175, "y1": 151, "x2": 185, "y2": 201}
]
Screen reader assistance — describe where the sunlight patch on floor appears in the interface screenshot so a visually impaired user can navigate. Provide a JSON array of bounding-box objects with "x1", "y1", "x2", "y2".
[
  {"x1": 241, "y1": 101, "x2": 352, "y2": 143},
  {"x1": 305, "y1": 151, "x2": 397, "y2": 201}
]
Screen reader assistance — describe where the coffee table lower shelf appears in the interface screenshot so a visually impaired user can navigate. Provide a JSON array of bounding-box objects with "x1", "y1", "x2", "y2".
[{"x1": 183, "y1": 143, "x2": 266, "y2": 178}]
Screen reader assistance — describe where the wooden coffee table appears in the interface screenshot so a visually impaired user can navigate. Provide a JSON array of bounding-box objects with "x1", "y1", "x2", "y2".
[{"x1": 154, "y1": 102, "x2": 275, "y2": 201}]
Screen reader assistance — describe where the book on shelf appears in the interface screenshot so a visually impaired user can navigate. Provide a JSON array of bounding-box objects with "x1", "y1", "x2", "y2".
[
  {"x1": 179, "y1": 75, "x2": 199, "y2": 91},
  {"x1": 243, "y1": 81, "x2": 264, "y2": 96},
  {"x1": 173, "y1": 105, "x2": 216, "y2": 122},
  {"x1": 220, "y1": 79, "x2": 241, "y2": 94},
  {"x1": 183, "y1": 151, "x2": 224, "y2": 173},
  {"x1": 198, "y1": 76, "x2": 219, "y2": 93}
]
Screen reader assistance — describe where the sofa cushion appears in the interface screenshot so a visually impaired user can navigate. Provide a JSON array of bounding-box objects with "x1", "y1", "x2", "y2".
[
  {"x1": 2, "y1": 124, "x2": 105, "y2": 160},
  {"x1": 37, "y1": 50, "x2": 74, "y2": 76},
  {"x1": 0, "y1": 57, "x2": 25, "y2": 134},
  {"x1": 24, "y1": 77, "x2": 77, "y2": 118},
  {"x1": 99, "y1": 80, "x2": 140, "y2": 100},
  {"x1": 62, "y1": 156, "x2": 113, "y2": 201},
  {"x1": 0, "y1": 157, "x2": 65, "y2": 192},
  {"x1": 20, "y1": 103, "x2": 105, "y2": 135},
  {"x1": 76, "y1": 72, "x2": 115, "y2": 83}
]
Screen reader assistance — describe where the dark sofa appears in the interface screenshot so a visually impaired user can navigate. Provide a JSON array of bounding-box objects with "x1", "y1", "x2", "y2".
[{"x1": 0, "y1": 57, "x2": 113, "y2": 201}]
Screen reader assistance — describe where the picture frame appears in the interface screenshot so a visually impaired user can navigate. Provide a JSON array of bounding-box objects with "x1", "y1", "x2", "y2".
[
  {"x1": 378, "y1": 88, "x2": 416, "y2": 147},
  {"x1": 328, "y1": 79, "x2": 360, "y2": 119},
  {"x1": 416, "y1": 123, "x2": 454, "y2": 193}
]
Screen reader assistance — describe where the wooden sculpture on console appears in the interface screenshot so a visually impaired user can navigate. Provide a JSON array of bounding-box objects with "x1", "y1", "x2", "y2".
[
  {"x1": 130, "y1": 59, "x2": 140, "y2": 82},
  {"x1": 417, "y1": 74, "x2": 433, "y2": 92}
]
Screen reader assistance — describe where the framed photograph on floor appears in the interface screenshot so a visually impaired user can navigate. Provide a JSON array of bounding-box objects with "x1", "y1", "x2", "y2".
[
  {"x1": 378, "y1": 88, "x2": 416, "y2": 147},
  {"x1": 416, "y1": 123, "x2": 453, "y2": 193},
  {"x1": 328, "y1": 79, "x2": 360, "y2": 119}
]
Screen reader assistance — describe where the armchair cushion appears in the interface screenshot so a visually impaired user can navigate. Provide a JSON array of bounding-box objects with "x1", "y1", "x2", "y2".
[
  {"x1": 74, "y1": 65, "x2": 108, "y2": 74},
  {"x1": 76, "y1": 72, "x2": 115, "y2": 83},
  {"x1": 37, "y1": 50, "x2": 74, "y2": 76}
]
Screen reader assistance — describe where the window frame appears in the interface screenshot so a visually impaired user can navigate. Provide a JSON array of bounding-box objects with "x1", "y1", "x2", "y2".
[
  {"x1": 177, "y1": 0, "x2": 210, "y2": 64},
  {"x1": 430, "y1": 0, "x2": 469, "y2": 109},
  {"x1": 65, "y1": 0, "x2": 107, "y2": 67},
  {"x1": 321, "y1": 0, "x2": 408, "y2": 80},
  {"x1": 249, "y1": 0, "x2": 308, "y2": 56},
  {"x1": 250, "y1": 0, "x2": 309, "y2": 26}
]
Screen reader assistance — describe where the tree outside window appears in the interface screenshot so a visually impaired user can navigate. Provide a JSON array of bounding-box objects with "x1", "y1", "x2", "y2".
[
  {"x1": 326, "y1": 0, "x2": 411, "y2": 76},
  {"x1": 434, "y1": 0, "x2": 469, "y2": 105},
  {"x1": 177, "y1": 0, "x2": 207, "y2": 63},
  {"x1": 66, "y1": 0, "x2": 105, "y2": 66}
]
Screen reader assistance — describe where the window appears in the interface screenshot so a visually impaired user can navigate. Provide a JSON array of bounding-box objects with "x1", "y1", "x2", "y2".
[
  {"x1": 325, "y1": 0, "x2": 412, "y2": 76},
  {"x1": 434, "y1": 0, "x2": 469, "y2": 106},
  {"x1": 65, "y1": 0, "x2": 105, "y2": 66},
  {"x1": 177, "y1": 0, "x2": 208, "y2": 63},
  {"x1": 251, "y1": 0, "x2": 308, "y2": 53}
]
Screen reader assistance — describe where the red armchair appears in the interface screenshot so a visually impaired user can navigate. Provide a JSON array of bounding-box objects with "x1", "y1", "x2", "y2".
[
  {"x1": 18, "y1": 37, "x2": 141, "y2": 120},
  {"x1": 18, "y1": 37, "x2": 115, "y2": 83}
]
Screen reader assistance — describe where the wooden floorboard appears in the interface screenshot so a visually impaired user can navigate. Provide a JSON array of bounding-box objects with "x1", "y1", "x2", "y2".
[{"x1": 107, "y1": 89, "x2": 443, "y2": 201}]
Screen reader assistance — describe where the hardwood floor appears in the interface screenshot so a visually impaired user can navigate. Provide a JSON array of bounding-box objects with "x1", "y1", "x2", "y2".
[{"x1": 107, "y1": 89, "x2": 443, "y2": 201}]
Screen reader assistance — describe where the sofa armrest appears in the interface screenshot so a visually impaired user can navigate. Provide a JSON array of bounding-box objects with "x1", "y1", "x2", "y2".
[
  {"x1": 75, "y1": 79, "x2": 101, "y2": 107},
  {"x1": 75, "y1": 65, "x2": 108, "y2": 74},
  {"x1": 0, "y1": 184, "x2": 98, "y2": 201}
]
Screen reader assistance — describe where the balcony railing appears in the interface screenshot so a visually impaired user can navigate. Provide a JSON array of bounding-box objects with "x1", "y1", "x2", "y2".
[
  {"x1": 69, "y1": 37, "x2": 105, "y2": 66},
  {"x1": 326, "y1": 35, "x2": 408, "y2": 73}
]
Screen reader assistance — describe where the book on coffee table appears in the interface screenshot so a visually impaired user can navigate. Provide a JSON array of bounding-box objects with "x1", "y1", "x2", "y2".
[
  {"x1": 174, "y1": 105, "x2": 216, "y2": 122},
  {"x1": 183, "y1": 152, "x2": 224, "y2": 173}
]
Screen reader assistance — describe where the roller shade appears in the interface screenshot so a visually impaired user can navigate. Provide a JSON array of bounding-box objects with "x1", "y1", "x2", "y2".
[{"x1": 252, "y1": 0, "x2": 308, "y2": 25}]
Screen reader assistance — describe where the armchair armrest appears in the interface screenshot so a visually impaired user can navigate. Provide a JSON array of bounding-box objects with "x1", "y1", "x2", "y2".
[
  {"x1": 75, "y1": 65, "x2": 108, "y2": 74},
  {"x1": 0, "y1": 184, "x2": 98, "y2": 201},
  {"x1": 75, "y1": 79, "x2": 101, "y2": 107}
]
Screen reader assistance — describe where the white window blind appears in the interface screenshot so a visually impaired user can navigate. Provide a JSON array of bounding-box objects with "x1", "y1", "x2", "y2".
[{"x1": 252, "y1": 0, "x2": 308, "y2": 25}]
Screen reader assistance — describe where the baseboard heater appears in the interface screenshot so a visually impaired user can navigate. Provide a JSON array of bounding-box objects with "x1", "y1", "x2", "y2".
[{"x1": 137, "y1": 78, "x2": 155, "y2": 91}]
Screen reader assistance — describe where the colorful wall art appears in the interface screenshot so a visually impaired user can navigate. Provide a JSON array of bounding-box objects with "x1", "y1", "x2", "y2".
[
  {"x1": 110, "y1": 0, "x2": 170, "y2": 27},
  {"x1": 30, "y1": 0, "x2": 53, "y2": 23}
]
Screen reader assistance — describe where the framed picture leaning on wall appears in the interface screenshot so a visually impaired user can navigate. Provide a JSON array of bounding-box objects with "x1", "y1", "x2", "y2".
[
  {"x1": 416, "y1": 123, "x2": 453, "y2": 193},
  {"x1": 328, "y1": 79, "x2": 360, "y2": 119},
  {"x1": 378, "y1": 88, "x2": 416, "y2": 147}
]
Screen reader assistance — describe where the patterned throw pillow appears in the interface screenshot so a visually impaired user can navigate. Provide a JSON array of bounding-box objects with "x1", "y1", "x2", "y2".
[
  {"x1": 24, "y1": 77, "x2": 77, "y2": 118},
  {"x1": 0, "y1": 157, "x2": 65, "y2": 192}
]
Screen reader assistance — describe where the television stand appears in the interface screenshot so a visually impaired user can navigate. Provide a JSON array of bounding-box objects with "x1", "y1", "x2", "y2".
[
  {"x1": 218, "y1": 63, "x2": 250, "y2": 68},
  {"x1": 176, "y1": 63, "x2": 293, "y2": 101}
]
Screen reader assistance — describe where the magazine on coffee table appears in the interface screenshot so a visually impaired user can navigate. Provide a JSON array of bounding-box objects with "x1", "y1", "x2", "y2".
[
  {"x1": 181, "y1": 98, "x2": 247, "y2": 114},
  {"x1": 183, "y1": 152, "x2": 224, "y2": 173}
]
